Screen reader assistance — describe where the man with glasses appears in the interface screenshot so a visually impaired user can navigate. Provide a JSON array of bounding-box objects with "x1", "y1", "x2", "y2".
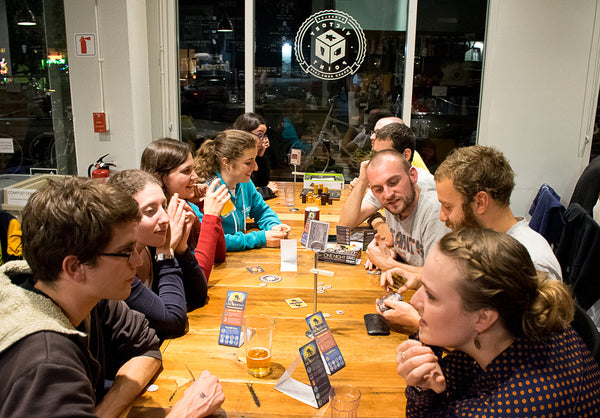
[{"x1": 0, "y1": 177, "x2": 224, "y2": 417}]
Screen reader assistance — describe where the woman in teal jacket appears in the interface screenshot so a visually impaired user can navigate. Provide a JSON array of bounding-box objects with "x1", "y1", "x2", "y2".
[{"x1": 195, "y1": 129, "x2": 290, "y2": 251}]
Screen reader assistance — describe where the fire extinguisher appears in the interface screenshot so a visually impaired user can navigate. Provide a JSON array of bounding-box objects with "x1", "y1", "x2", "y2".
[{"x1": 88, "y1": 154, "x2": 115, "y2": 182}]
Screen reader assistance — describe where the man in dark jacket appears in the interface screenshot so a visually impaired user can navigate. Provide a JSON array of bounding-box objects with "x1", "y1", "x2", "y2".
[{"x1": 0, "y1": 177, "x2": 224, "y2": 417}]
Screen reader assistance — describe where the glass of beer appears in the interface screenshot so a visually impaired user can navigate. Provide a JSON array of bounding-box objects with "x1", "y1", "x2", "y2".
[{"x1": 243, "y1": 315, "x2": 275, "y2": 377}]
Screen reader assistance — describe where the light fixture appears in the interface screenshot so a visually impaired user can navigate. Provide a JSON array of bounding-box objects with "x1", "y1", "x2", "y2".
[
  {"x1": 17, "y1": 5, "x2": 36, "y2": 26},
  {"x1": 217, "y1": 15, "x2": 233, "y2": 32}
]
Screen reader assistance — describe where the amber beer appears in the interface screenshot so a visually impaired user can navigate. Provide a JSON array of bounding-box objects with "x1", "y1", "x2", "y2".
[
  {"x1": 243, "y1": 315, "x2": 274, "y2": 377},
  {"x1": 246, "y1": 347, "x2": 271, "y2": 377}
]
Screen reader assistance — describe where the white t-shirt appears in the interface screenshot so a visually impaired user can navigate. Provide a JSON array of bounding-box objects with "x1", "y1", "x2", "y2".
[
  {"x1": 385, "y1": 190, "x2": 450, "y2": 267},
  {"x1": 506, "y1": 219, "x2": 563, "y2": 280}
]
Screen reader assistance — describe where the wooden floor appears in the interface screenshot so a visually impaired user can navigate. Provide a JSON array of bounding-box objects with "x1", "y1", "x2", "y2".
[{"x1": 126, "y1": 182, "x2": 409, "y2": 417}]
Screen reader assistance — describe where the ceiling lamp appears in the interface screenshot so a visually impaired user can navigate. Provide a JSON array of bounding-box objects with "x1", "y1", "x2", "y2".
[
  {"x1": 217, "y1": 15, "x2": 233, "y2": 32},
  {"x1": 17, "y1": 6, "x2": 36, "y2": 26}
]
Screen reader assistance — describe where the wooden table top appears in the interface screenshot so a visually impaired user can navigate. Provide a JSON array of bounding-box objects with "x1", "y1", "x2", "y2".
[{"x1": 126, "y1": 182, "x2": 410, "y2": 417}]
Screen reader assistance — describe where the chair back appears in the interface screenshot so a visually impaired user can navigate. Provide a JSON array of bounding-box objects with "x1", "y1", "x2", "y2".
[{"x1": 571, "y1": 303, "x2": 600, "y2": 365}]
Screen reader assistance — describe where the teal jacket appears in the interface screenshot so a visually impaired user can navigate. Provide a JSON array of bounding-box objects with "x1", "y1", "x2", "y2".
[{"x1": 197, "y1": 173, "x2": 282, "y2": 251}]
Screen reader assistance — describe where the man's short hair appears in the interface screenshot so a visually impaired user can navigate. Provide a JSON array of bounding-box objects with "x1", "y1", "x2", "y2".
[
  {"x1": 375, "y1": 123, "x2": 416, "y2": 162},
  {"x1": 368, "y1": 149, "x2": 411, "y2": 174},
  {"x1": 434, "y1": 145, "x2": 515, "y2": 206},
  {"x1": 21, "y1": 177, "x2": 141, "y2": 284}
]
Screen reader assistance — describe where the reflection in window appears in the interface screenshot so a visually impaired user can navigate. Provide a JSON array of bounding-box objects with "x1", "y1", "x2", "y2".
[{"x1": 0, "y1": 0, "x2": 75, "y2": 175}]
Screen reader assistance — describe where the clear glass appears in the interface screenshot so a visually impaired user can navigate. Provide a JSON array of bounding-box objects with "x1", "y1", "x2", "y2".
[
  {"x1": 178, "y1": 0, "x2": 245, "y2": 149},
  {"x1": 0, "y1": 0, "x2": 76, "y2": 175},
  {"x1": 411, "y1": 0, "x2": 487, "y2": 171},
  {"x1": 243, "y1": 315, "x2": 274, "y2": 377},
  {"x1": 329, "y1": 385, "x2": 361, "y2": 417}
]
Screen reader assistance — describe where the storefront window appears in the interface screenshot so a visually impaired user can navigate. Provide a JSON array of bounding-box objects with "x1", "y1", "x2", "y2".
[
  {"x1": 0, "y1": 0, "x2": 75, "y2": 175},
  {"x1": 179, "y1": 0, "x2": 245, "y2": 148},
  {"x1": 178, "y1": 0, "x2": 487, "y2": 181}
]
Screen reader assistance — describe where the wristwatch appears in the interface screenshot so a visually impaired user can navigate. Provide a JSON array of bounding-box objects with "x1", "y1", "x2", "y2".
[{"x1": 155, "y1": 252, "x2": 175, "y2": 261}]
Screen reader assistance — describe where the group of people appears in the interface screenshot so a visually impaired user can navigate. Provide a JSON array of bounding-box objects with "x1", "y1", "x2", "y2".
[
  {"x1": 0, "y1": 113, "x2": 292, "y2": 417},
  {"x1": 1, "y1": 108, "x2": 599, "y2": 416},
  {"x1": 338, "y1": 118, "x2": 600, "y2": 414}
]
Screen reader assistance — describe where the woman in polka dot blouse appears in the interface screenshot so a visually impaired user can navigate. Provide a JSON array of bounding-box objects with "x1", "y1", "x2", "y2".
[{"x1": 396, "y1": 228, "x2": 600, "y2": 417}]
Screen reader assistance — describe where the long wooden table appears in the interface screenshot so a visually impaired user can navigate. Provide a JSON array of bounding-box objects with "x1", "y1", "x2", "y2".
[{"x1": 126, "y1": 182, "x2": 410, "y2": 417}]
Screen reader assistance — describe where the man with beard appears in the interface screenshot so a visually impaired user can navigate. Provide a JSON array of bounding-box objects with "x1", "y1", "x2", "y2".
[
  {"x1": 364, "y1": 150, "x2": 449, "y2": 270},
  {"x1": 378, "y1": 145, "x2": 562, "y2": 332}
]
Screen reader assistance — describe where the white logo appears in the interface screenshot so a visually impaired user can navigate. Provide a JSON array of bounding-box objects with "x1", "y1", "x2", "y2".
[{"x1": 295, "y1": 10, "x2": 366, "y2": 80}]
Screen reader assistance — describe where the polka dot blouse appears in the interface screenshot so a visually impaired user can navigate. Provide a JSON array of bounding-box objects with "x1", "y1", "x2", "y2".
[{"x1": 406, "y1": 326, "x2": 600, "y2": 417}]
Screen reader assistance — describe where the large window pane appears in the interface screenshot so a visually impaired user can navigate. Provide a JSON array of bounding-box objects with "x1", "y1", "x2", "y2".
[
  {"x1": 0, "y1": 0, "x2": 75, "y2": 175},
  {"x1": 255, "y1": 0, "x2": 408, "y2": 181},
  {"x1": 179, "y1": 0, "x2": 245, "y2": 149}
]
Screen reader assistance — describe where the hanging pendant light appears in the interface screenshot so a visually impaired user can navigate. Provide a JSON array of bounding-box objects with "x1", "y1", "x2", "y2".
[
  {"x1": 17, "y1": 5, "x2": 36, "y2": 26},
  {"x1": 217, "y1": 15, "x2": 233, "y2": 32}
]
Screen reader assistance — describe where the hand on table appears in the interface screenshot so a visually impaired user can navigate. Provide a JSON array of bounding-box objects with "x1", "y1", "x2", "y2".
[
  {"x1": 265, "y1": 230, "x2": 289, "y2": 247},
  {"x1": 167, "y1": 370, "x2": 225, "y2": 418},
  {"x1": 271, "y1": 224, "x2": 291, "y2": 234},
  {"x1": 366, "y1": 234, "x2": 395, "y2": 271},
  {"x1": 396, "y1": 340, "x2": 446, "y2": 394},
  {"x1": 376, "y1": 299, "x2": 420, "y2": 332}
]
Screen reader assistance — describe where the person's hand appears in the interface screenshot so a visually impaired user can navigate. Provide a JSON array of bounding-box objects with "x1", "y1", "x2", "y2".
[
  {"x1": 364, "y1": 258, "x2": 379, "y2": 272},
  {"x1": 257, "y1": 137, "x2": 269, "y2": 156},
  {"x1": 366, "y1": 234, "x2": 394, "y2": 271},
  {"x1": 265, "y1": 230, "x2": 289, "y2": 247},
  {"x1": 396, "y1": 340, "x2": 446, "y2": 394},
  {"x1": 267, "y1": 182, "x2": 279, "y2": 196},
  {"x1": 271, "y1": 224, "x2": 291, "y2": 236},
  {"x1": 167, "y1": 193, "x2": 187, "y2": 252},
  {"x1": 168, "y1": 370, "x2": 225, "y2": 418},
  {"x1": 377, "y1": 299, "x2": 420, "y2": 332},
  {"x1": 203, "y1": 179, "x2": 230, "y2": 217},
  {"x1": 348, "y1": 160, "x2": 369, "y2": 191},
  {"x1": 188, "y1": 183, "x2": 209, "y2": 206},
  {"x1": 381, "y1": 266, "x2": 422, "y2": 294}
]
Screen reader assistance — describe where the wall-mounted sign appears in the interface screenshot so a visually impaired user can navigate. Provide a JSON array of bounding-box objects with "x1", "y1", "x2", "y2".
[
  {"x1": 294, "y1": 10, "x2": 366, "y2": 80},
  {"x1": 74, "y1": 34, "x2": 96, "y2": 56}
]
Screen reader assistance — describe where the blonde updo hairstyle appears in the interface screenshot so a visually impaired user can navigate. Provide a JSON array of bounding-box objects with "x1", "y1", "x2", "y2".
[
  {"x1": 439, "y1": 228, "x2": 574, "y2": 340},
  {"x1": 194, "y1": 129, "x2": 257, "y2": 179}
]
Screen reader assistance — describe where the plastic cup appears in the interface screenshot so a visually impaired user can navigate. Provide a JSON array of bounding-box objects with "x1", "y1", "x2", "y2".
[
  {"x1": 243, "y1": 315, "x2": 274, "y2": 377},
  {"x1": 329, "y1": 385, "x2": 361, "y2": 417}
]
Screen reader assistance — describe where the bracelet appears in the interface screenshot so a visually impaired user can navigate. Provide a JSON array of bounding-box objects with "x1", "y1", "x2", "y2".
[{"x1": 366, "y1": 211, "x2": 385, "y2": 229}]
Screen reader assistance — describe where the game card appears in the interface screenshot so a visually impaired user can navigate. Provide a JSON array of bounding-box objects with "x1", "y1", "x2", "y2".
[
  {"x1": 305, "y1": 311, "x2": 346, "y2": 374},
  {"x1": 299, "y1": 340, "x2": 331, "y2": 408},
  {"x1": 218, "y1": 290, "x2": 247, "y2": 347},
  {"x1": 246, "y1": 265, "x2": 264, "y2": 273},
  {"x1": 286, "y1": 297, "x2": 308, "y2": 309}
]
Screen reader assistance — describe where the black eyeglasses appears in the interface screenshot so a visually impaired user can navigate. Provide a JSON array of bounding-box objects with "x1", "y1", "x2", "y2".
[{"x1": 98, "y1": 249, "x2": 135, "y2": 262}]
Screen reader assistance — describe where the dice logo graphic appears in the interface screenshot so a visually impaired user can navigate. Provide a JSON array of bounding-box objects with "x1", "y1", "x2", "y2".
[{"x1": 315, "y1": 30, "x2": 346, "y2": 65}]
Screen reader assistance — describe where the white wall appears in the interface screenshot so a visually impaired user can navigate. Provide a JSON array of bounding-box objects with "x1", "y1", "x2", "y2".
[
  {"x1": 479, "y1": 0, "x2": 600, "y2": 216},
  {"x1": 64, "y1": 0, "x2": 176, "y2": 175}
]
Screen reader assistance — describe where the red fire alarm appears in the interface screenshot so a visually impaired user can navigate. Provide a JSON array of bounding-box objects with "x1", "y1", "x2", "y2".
[{"x1": 93, "y1": 112, "x2": 108, "y2": 133}]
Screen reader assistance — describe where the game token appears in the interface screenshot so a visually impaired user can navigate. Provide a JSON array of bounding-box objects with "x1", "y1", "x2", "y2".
[
  {"x1": 323, "y1": 312, "x2": 331, "y2": 318},
  {"x1": 325, "y1": 284, "x2": 332, "y2": 289},
  {"x1": 336, "y1": 310, "x2": 345, "y2": 315},
  {"x1": 259, "y1": 282, "x2": 267, "y2": 287},
  {"x1": 318, "y1": 281, "x2": 324, "y2": 286},
  {"x1": 146, "y1": 384, "x2": 159, "y2": 392},
  {"x1": 259, "y1": 274, "x2": 282, "y2": 283},
  {"x1": 317, "y1": 289, "x2": 325, "y2": 293}
]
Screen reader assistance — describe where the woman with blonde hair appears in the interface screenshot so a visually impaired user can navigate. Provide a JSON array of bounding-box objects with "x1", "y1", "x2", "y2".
[
  {"x1": 397, "y1": 228, "x2": 600, "y2": 416},
  {"x1": 195, "y1": 129, "x2": 290, "y2": 251}
]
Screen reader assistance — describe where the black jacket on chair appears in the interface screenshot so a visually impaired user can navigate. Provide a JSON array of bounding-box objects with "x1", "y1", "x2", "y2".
[{"x1": 556, "y1": 203, "x2": 600, "y2": 310}]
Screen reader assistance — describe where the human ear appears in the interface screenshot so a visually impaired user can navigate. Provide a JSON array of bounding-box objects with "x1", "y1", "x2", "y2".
[
  {"x1": 474, "y1": 308, "x2": 499, "y2": 333},
  {"x1": 472, "y1": 191, "x2": 489, "y2": 215},
  {"x1": 403, "y1": 148, "x2": 412, "y2": 162},
  {"x1": 62, "y1": 255, "x2": 86, "y2": 283}
]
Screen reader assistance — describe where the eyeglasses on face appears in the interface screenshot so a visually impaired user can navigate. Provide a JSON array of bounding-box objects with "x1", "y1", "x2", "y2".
[
  {"x1": 98, "y1": 248, "x2": 136, "y2": 262},
  {"x1": 252, "y1": 132, "x2": 268, "y2": 140}
]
